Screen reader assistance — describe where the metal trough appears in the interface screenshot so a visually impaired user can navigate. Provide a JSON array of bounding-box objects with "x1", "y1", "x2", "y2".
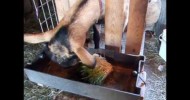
[{"x1": 24, "y1": 48, "x2": 145, "y2": 100}]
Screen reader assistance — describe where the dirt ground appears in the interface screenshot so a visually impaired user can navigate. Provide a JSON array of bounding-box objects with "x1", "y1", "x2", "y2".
[
  {"x1": 24, "y1": 13, "x2": 166, "y2": 100},
  {"x1": 143, "y1": 36, "x2": 166, "y2": 100}
]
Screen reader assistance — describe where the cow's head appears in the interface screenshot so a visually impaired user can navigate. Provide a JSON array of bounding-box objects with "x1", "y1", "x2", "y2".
[{"x1": 48, "y1": 27, "x2": 80, "y2": 68}]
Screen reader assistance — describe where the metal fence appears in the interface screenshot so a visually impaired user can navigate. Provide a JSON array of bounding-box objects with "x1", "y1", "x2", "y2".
[{"x1": 31, "y1": 0, "x2": 59, "y2": 32}]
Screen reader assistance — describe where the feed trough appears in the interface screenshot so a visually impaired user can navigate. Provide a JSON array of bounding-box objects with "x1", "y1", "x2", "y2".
[{"x1": 24, "y1": 48, "x2": 145, "y2": 100}]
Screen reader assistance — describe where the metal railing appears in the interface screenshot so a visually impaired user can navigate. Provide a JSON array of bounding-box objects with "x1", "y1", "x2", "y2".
[{"x1": 31, "y1": 0, "x2": 59, "y2": 32}]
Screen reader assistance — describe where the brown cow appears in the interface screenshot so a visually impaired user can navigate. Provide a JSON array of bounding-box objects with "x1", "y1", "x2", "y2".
[
  {"x1": 24, "y1": 0, "x2": 105, "y2": 68},
  {"x1": 24, "y1": 0, "x2": 160, "y2": 68}
]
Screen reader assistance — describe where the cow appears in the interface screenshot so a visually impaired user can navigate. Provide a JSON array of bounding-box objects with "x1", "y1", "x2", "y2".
[{"x1": 24, "y1": 0, "x2": 161, "y2": 68}]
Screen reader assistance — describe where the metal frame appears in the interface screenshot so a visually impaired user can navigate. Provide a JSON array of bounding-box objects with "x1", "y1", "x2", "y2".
[{"x1": 31, "y1": 0, "x2": 59, "y2": 32}]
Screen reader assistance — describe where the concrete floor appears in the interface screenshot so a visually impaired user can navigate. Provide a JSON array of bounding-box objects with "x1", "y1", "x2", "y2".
[{"x1": 143, "y1": 36, "x2": 166, "y2": 100}]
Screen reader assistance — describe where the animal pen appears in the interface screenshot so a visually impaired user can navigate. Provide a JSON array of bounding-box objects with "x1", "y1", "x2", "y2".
[
  {"x1": 24, "y1": 0, "x2": 150, "y2": 100},
  {"x1": 30, "y1": 0, "x2": 59, "y2": 32}
]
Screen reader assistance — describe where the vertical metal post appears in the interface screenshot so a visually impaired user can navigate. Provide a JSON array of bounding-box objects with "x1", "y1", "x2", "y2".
[
  {"x1": 46, "y1": 0, "x2": 55, "y2": 28},
  {"x1": 32, "y1": 0, "x2": 44, "y2": 32},
  {"x1": 51, "y1": 0, "x2": 59, "y2": 24},
  {"x1": 39, "y1": 0, "x2": 50, "y2": 30}
]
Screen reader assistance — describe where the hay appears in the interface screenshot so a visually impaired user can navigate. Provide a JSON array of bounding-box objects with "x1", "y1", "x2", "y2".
[{"x1": 80, "y1": 56, "x2": 113, "y2": 85}]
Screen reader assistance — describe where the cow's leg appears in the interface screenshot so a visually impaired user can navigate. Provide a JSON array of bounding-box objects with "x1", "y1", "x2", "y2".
[
  {"x1": 125, "y1": 0, "x2": 148, "y2": 55},
  {"x1": 93, "y1": 25, "x2": 100, "y2": 49},
  {"x1": 105, "y1": 0, "x2": 126, "y2": 52},
  {"x1": 68, "y1": 0, "x2": 101, "y2": 67},
  {"x1": 24, "y1": 0, "x2": 84, "y2": 44}
]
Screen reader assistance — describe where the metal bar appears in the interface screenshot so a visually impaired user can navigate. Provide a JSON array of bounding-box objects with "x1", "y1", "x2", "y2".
[
  {"x1": 46, "y1": 0, "x2": 55, "y2": 28},
  {"x1": 39, "y1": 0, "x2": 50, "y2": 30},
  {"x1": 51, "y1": 0, "x2": 59, "y2": 24},
  {"x1": 38, "y1": 19, "x2": 44, "y2": 32},
  {"x1": 37, "y1": 0, "x2": 51, "y2": 8},
  {"x1": 32, "y1": 0, "x2": 44, "y2": 32},
  {"x1": 40, "y1": 13, "x2": 55, "y2": 25},
  {"x1": 32, "y1": 0, "x2": 39, "y2": 18},
  {"x1": 139, "y1": 31, "x2": 146, "y2": 55}
]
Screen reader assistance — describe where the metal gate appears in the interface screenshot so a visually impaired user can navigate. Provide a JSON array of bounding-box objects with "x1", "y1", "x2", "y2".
[{"x1": 31, "y1": 0, "x2": 59, "y2": 32}]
